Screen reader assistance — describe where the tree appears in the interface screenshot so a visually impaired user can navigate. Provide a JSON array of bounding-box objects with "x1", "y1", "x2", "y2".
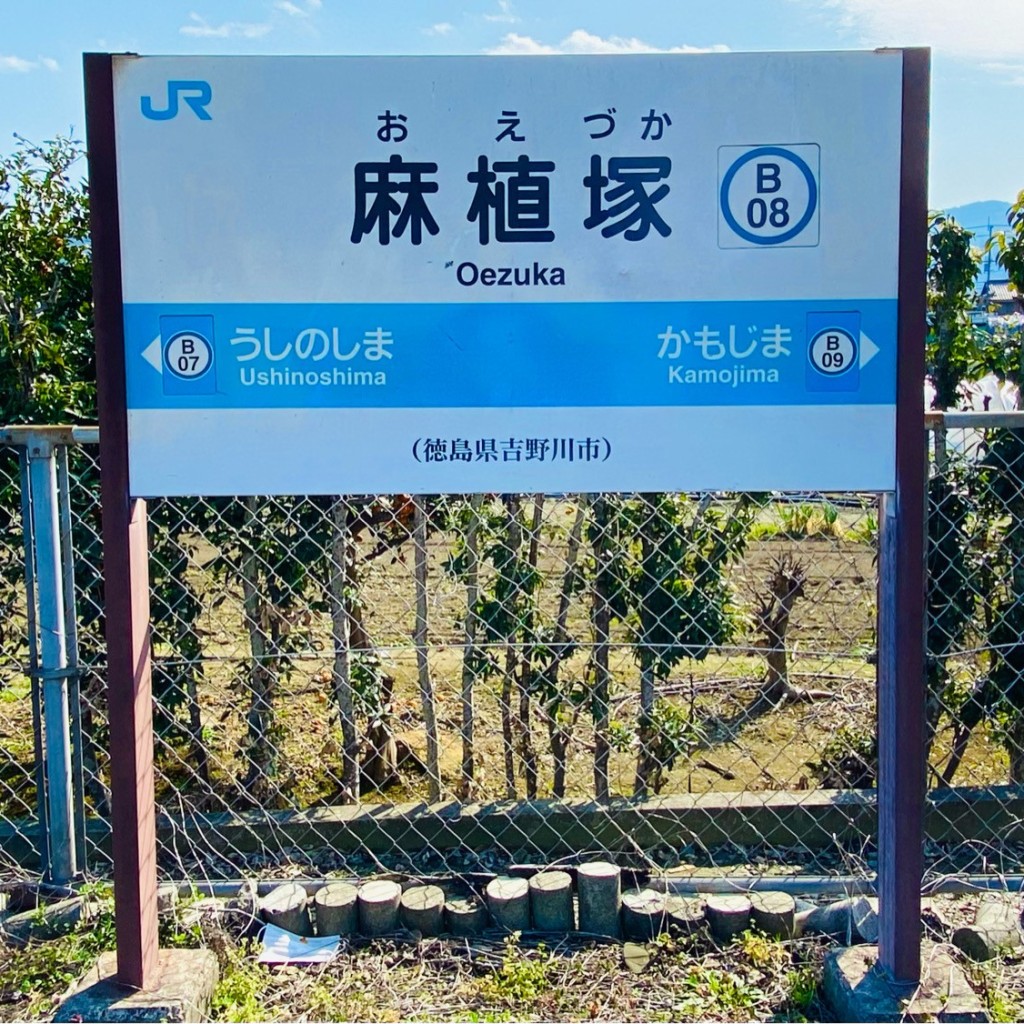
[
  {"x1": 926, "y1": 213, "x2": 982, "y2": 411},
  {"x1": 0, "y1": 138, "x2": 211, "y2": 813},
  {"x1": 993, "y1": 190, "x2": 1024, "y2": 300},
  {"x1": 0, "y1": 137, "x2": 94, "y2": 425},
  {"x1": 612, "y1": 494, "x2": 760, "y2": 796}
]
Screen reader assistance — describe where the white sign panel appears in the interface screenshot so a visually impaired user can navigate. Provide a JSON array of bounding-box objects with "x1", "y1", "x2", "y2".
[{"x1": 110, "y1": 52, "x2": 904, "y2": 496}]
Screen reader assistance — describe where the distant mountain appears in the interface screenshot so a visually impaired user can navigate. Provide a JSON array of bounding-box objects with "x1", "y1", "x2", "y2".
[{"x1": 944, "y1": 200, "x2": 1011, "y2": 233}]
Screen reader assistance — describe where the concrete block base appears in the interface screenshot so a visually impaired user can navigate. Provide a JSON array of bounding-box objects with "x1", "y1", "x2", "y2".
[
  {"x1": 54, "y1": 948, "x2": 218, "y2": 1023},
  {"x1": 823, "y1": 944, "x2": 988, "y2": 1023}
]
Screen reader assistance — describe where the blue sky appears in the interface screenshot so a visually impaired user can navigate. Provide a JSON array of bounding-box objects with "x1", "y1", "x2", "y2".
[{"x1": 2, "y1": 0, "x2": 1021, "y2": 211}]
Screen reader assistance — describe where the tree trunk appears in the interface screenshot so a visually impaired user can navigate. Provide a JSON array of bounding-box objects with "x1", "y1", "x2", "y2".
[
  {"x1": 500, "y1": 495, "x2": 522, "y2": 800},
  {"x1": 516, "y1": 494, "x2": 543, "y2": 799},
  {"x1": 185, "y1": 670, "x2": 209, "y2": 788},
  {"x1": 757, "y1": 556, "x2": 808, "y2": 706},
  {"x1": 241, "y1": 496, "x2": 277, "y2": 796},
  {"x1": 1010, "y1": 716, "x2": 1024, "y2": 785},
  {"x1": 362, "y1": 671, "x2": 398, "y2": 791},
  {"x1": 634, "y1": 520, "x2": 657, "y2": 798},
  {"x1": 328, "y1": 498, "x2": 359, "y2": 804},
  {"x1": 340, "y1": 519, "x2": 397, "y2": 795},
  {"x1": 545, "y1": 501, "x2": 585, "y2": 798},
  {"x1": 459, "y1": 495, "x2": 482, "y2": 800},
  {"x1": 591, "y1": 495, "x2": 612, "y2": 802},
  {"x1": 413, "y1": 498, "x2": 441, "y2": 801}
]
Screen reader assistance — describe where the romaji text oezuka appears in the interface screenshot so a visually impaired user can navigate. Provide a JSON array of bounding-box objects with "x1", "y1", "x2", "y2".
[
  {"x1": 411, "y1": 436, "x2": 612, "y2": 465},
  {"x1": 350, "y1": 107, "x2": 676, "y2": 249}
]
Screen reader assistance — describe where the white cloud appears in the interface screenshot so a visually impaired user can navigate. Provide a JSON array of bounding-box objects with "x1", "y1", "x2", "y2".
[
  {"x1": 487, "y1": 29, "x2": 729, "y2": 56},
  {"x1": 489, "y1": 33, "x2": 556, "y2": 55},
  {"x1": 983, "y1": 61, "x2": 1024, "y2": 86},
  {"x1": 0, "y1": 54, "x2": 59, "y2": 72},
  {"x1": 275, "y1": 0, "x2": 321, "y2": 16},
  {"x1": 811, "y1": 0, "x2": 1024, "y2": 62},
  {"x1": 0, "y1": 55, "x2": 38, "y2": 72},
  {"x1": 426, "y1": 22, "x2": 454, "y2": 36},
  {"x1": 180, "y1": 12, "x2": 272, "y2": 38},
  {"x1": 484, "y1": 0, "x2": 518, "y2": 24}
]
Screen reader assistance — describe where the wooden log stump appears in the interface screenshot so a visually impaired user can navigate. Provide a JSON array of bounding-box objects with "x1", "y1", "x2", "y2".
[
  {"x1": 445, "y1": 897, "x2": 487, "y2": 937},
  {"x1": 486, "y1": 877, "x2": 531, "y2": 932},
  {"x1": 577, "y1": 861, "x2": 621, "y2": 937},
  {"x1": 528, "y1": 871, "x2": 574, "y2": 933},
  {"x1": 0, "y1": 896, "x2": 94, "y2": 946},
  {"x1": 953, "y1": 900, "x2": 1023, "y2": 961},
  {"x1": 400, "y1": 885, "x2": 445, "y2": 937},
  {"x1": 749, "y1": 891, "x2": 796, "y2": 939},
  {"x1": 665, "y1": 896, "x2": 705, "y2": 936},
  {"x1": 802, "y1": 896, "x2": 877, "y2": 944},
  {"x1": 621, "y1": 889, "x2": 667, "y2": 941},
  {"x1": 259, "y1": 882, "x2": 312, "y2": 937},
  {"x1": 358, "y1": 880, "x2": 402, "y2": 937},
  {"x1": 705, "y1": 894, "x2": 751, "y2": 942},
  {"x1": 314, "y1": 881, "x2": 359, "y2": 936}
]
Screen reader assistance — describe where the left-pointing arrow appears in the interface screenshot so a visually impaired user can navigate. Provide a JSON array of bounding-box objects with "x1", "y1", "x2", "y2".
[{"x1": 142, "y1": 335, "x2": 162, "y2": 374}]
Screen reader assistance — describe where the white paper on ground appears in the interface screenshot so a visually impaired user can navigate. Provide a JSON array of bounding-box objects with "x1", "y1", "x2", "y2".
[{"x1": 257, "y1": 923, "x2": 340, "y2": 964}]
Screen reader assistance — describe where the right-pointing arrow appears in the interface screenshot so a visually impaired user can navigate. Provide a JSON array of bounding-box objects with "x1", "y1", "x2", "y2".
[{"x1": 860, "y1": 332, "x2": 879, "y2": 369}]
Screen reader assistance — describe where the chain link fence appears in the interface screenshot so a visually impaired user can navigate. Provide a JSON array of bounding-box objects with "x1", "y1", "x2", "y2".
[{"x1": 2, "y1": 416, "x2": 1023, "y2": 887}]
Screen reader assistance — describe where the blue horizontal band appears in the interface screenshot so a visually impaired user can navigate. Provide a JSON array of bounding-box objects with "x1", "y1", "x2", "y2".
[{"x1": 124, "y1": 299, "x2": 896, "y2": 410}]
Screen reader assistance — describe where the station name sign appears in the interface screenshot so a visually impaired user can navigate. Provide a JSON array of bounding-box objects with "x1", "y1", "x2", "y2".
[{"x1": 108, "y1": 51, "x2": 905, "y2": 496}]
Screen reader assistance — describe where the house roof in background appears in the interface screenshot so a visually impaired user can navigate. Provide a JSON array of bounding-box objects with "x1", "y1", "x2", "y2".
[{"x1": 983, "y1": 281, "x2": 1019, "y2": 304}]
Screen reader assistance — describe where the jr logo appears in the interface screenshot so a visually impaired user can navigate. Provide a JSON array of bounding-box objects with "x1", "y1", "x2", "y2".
[{"x1": 140, "y1": 80, "x2": 212, "y2": 121}]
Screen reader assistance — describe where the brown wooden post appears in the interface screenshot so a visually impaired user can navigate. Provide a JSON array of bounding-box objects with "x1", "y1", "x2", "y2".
[
  {"x1": 84, "y1": 51, "x2": 161, "y2": 991},
  {"x1": 877, "y1": 46, "x2": 929, "y2": 984}
]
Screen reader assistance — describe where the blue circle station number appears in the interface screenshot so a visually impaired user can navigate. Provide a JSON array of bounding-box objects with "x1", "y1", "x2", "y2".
[
  {"x1": 720, "y1": 147, "x2": 818, "y2": 245},
  {"x1": 164, "y1": 331, "x2": 213, "y2": 380},
  {"x1": 809, "y1": 327, "x2": 857, "y2": 376}
]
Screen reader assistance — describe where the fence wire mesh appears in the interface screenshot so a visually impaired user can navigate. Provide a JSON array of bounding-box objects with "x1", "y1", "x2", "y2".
[{"x1": 1, "y1": 419, "x2": 1022, "y2": 886}]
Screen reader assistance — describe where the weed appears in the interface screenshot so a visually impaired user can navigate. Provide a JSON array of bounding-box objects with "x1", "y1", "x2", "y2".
[
  {"x1": 966, "y1": 962, "x2": 1024, "y2": 1023},
  {"x1": 848, "y1": 509, "x2": 879, "y2": 546},
  {"x1": 748, "y1": 522, "x2": 781, "y2": 542},
  {"x1": 806, "y1": 725, "x2": 877, "y2": 788},
  {"x1": 210, "y1": 942, "x2": 273, "y2": 1023},
  {"x1": 776, "y1": 500, "x2": 846, "y2": 539},
  {"x1": 0, "y1": 902, "x2": 117, "y2": 1014},
  {"x1": 785, "y1": 964, "x2": 819, "y2": 1012},
  {"x1": 778, "y1": 503, "x2": 817, "y2": 538},
  {"x1": 675, "y1": 964, "x2": 759, "y2": 1018},
  {"x1": 478, "y1": 933, "x2": 555, "y2": 1007},
  {"x1": 304, "y1": 982, "x2": 339, "y2": 1021},
  {"x1": 737, "y1": 929, "x2": 788, "y2": 971}
]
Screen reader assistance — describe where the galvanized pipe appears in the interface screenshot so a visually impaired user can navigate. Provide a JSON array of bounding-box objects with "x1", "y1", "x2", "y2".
[
  {"x1": 27, "y1": 441, "x2": 77, "y2": 883},
  {"x1": 19, "y1": 448, "x2": 49, "y2": 878}
]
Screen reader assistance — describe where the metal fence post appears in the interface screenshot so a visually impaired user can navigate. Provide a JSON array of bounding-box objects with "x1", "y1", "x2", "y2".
[{"x1": 26, "y1": 436, "x2": 77, "y2": 883}]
